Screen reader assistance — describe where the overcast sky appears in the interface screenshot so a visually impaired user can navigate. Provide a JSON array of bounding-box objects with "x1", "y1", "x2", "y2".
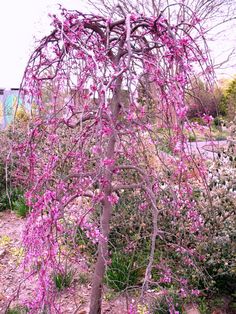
[
  {"x1": 0, "y1": 0, "x2": 235, "y2": 89},
  {"x1": 0, "y1": 0, "x2": 87, "y2": 88}
]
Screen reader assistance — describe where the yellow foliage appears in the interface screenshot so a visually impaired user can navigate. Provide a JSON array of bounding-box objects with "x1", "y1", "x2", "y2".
[
  {"x1": 15, "y1": 106, "x2": 29, "y2": 122},
  {"x1": 10, "y1": 246, "x2": 24, "y2": 264},
  {"x1": 137, "y1": 303, "x2": 148, "y2": 314},
  {"x1": 0, "y1": 235, "x2": 11, "y2": 247},
  {"x1": 10, "y1": 246, "x2": 24, "y2": 257}
]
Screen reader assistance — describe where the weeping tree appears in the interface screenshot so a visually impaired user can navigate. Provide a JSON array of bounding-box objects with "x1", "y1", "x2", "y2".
[{"x1": 17, "y1": 3, "x2": 217, "y2": 313}]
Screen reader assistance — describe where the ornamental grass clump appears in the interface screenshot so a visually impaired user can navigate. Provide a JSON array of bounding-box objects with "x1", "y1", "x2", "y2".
[{"x1": 53, "y1": 270, "x2": 74, "y2": 291}]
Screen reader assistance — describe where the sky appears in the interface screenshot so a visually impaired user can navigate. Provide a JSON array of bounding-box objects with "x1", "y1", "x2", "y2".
[
  {"x1": 0, "y1": 0, "x2": 87, "y2": 88},
  {"x1": 0, "y1": 0, "x2": 235, "y2": 89}
]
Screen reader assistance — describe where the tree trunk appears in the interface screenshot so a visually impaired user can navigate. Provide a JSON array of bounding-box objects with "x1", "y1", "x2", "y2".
[
  {"x1": 89, "y1": 77, "x2": 122, "y2": 314},
  {"x1": 89, "y1": 198, "x2": 112, "y2": 313}
]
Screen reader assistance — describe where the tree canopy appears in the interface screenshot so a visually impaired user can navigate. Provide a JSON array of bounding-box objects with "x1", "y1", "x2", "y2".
[{"x1": 15, "y1": 3, "x2": 221, "y2": 313}]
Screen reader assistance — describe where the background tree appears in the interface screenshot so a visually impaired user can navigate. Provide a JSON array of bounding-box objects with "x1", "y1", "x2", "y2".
[
  {"x1": 186, "y1": 78, "x2": 223, "y2": 119},
  {"x1": 220, "y1": 77, "x2": 236, "y2": 120}
]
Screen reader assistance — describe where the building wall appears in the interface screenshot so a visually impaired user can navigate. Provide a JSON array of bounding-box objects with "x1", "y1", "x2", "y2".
[{"x1": 0, "y1": 89, "x2": 30, "y2": 129}]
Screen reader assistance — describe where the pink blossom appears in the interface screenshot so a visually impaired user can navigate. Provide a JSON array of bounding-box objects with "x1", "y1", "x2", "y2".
[
  {"x1": 176, "y1": 106, "x2": 187, "y2": 119},
  {"x1": 202, "y1": 114, "x2": 213, "y2": 125},
  {"x1": 191, "y1": 289, "x2": 201, "y2": 296},
  {"x1": 103, "y1": 158, "x2": 115, "y2": 167},
  {"x1": 108, "y1": 193, "x2": 119, "y2": 205}
]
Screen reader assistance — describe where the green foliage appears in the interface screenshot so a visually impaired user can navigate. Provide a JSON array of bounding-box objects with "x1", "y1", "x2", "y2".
[
  {"x1": 219, "y1": 96, "x2": 228, "y2": 116},
  {"x1": 0, "y1": 158, "x2": 11, "y2": 212},
  {"x1": 220, "y1": 78, "x2": 236, "y2": 119},
  {"x1": 188, "y1": 134, "x2": 197, "y2": 142},
  {"x1": 103, "y1": 290, "x2": 116, "y2": 301},
  {"x1": 0, "y1": 191, "x2": 11, "y2": 211},
  {"x1": 190, "y1": 117, "x2": 204, "y2": 124},
  {"x1": 105, "y1": 251, "x2": 140, "y2": 291},
  {"x1": 76, "y1": 227, "x2": 97, "y2": 258},
  {"x1": 0, "y1": 161, "x2": 6, "y2": 196},
  {"x1": 0, "y1": 187, "x2": 29, "y2": 217},
  {"x1": 109, "y1": 190, "x2": 151, "y2": 251},
  {"x1": 198, "y1": 297, "x2": 210, "y2": 314},
  {"x1": 0, "y1": 188, "x2": 20, "y2": 212},
  {"x1": 53, "y1": 270, "x2": 74, "y2": 291},
  {"x1": 6, "y1": 306, "x2": 28, "y2": 314},
  {"x1": 0, "y1": 128, "x2": 24, "y2": 212},
  {"x1": 106, "y1": 159, "x2": 236, "y2": 305},
  {"x1": 12, "y1": 193, "x2": 29, "y2": 218},
  {"x1": 213, "y1": 116, "x2": 223, "y2": 127}
]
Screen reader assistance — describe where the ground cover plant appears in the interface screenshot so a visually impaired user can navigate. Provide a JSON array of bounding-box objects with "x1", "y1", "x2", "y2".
[{"x1": 7, "y1": 1, "x2": 235, "y2": 313}]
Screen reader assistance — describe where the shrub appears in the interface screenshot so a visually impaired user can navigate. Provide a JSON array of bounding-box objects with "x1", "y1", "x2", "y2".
[
  {"x1": 196, "y1": 149, "x2": 236, "y2": 294},
  {"x1": 12, "y1": 193, "x2": 29, "y2": 218},
  {"x1": 213, "y1": 116, "x2": 223, "y2": 127},
  {"x1": 0, "y1": 188, "x2": 21, "y2": 211},
  {"x1": 0, "y1": 187, "x2": 29, "y2": 217},
  {"x1": 219, "y1": 78, "x2": 236, "y2": 120},
  {"x1": 0, "y1": 191, "x2": 11, "y2": 211}
]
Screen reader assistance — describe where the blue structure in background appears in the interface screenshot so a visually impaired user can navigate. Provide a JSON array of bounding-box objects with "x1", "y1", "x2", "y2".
[{"x1": 0, "y1": 88, "x2": 30, "y2": 129}]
